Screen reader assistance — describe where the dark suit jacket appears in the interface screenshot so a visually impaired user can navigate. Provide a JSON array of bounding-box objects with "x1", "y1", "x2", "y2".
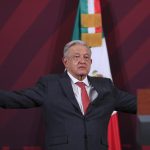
[{"x1": 0, "y1": 72, "x2": 136, "y2": 150}]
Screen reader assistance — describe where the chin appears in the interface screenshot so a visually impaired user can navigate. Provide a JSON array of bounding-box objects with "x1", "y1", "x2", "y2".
[
  {"x1": 78, "y1": 72, "x2": 88, "y2": 76},
  {"x1": 76, "y1": 69, "x2": 89, "y2": 76}
]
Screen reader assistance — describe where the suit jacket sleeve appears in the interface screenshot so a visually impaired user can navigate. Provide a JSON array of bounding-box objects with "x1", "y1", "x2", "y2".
[
  {"x1": 0, "y1": 77, "x2": 47, "y2": 108},
  {"x1": 111, "y1": 80, "x2": 137, "y2": 114}
]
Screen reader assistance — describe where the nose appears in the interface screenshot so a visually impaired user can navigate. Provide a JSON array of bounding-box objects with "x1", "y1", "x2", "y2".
[{"x1": 79, "y1": 56, "x2": 86, "y2": 63}]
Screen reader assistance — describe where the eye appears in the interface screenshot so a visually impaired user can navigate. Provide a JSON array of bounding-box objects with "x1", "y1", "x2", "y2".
[
  {"x1": 74, "y1": 55, "x2": 80, "y2": 59},
  {"x1": 75, "y1": 55, "x2": 79, "y2": 58},
  {"x1": 71, "y1": 55, "x2": 80, "y2": 61},
  {"x1": 84, "y1": 55, "x2": 90, "y2": 60}
]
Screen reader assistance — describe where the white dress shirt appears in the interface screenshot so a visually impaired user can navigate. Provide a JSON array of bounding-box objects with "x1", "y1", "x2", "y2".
[{"x1": 67, "y1": 72, "x2": 98, "y2": 115}]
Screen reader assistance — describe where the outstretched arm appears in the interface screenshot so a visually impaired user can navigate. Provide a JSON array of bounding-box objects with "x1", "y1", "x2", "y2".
[
  {"x1": 0, "y1": 77, "x2": 47, "y2": 109},
  {"x1": 114, "y1": 86, "x2": 137, "y2": 114}
]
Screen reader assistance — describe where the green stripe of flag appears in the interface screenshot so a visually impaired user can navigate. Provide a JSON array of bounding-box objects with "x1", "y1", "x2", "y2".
[
  {"x1": 80, "y1": 0, "x2": 88, "y2": 14},
  {"x1": 81, "y1": 27, "x2": 88, "y2": 33},
  {"x1": 72, "y1": 4, "x2": 80, "y2": 40}
]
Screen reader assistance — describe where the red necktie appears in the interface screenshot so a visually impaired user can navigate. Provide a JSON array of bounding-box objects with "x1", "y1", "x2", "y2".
[{"x1": 76, "y1": 82, "x2": 90, "y2": 113}]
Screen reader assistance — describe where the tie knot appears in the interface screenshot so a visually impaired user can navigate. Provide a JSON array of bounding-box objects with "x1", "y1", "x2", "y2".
[{"x1": 76, "y1": 82, "x2": 86, "y2": 88}]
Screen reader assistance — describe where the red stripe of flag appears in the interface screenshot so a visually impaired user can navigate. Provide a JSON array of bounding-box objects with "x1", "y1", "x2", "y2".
[
  {"x1": 94, "y1": 0, "x2": 102, "y2": 33},
  {"x1": 94, "y1": 0, "x2": 101, "y2": 13},
  {"x1": 94, "y1": 1, "x2": 122, "y2": 150}
]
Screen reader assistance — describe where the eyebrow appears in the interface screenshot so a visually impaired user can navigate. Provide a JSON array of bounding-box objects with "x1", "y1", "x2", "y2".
[{"x1": 73, "y1": 52, "x2": 90, "y2": 55}]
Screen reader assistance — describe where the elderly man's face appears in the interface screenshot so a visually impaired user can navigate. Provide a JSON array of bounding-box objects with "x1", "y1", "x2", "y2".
[{"x1": 63, "y1": 44, "x2": 92, "y2": 80}]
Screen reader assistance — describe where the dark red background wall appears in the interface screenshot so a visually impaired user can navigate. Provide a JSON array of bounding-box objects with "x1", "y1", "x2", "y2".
[
  {"x1": 0, "y1": 0, "x2": 149, "y2": 150},
  {"x1": 102, "y1": 0, "x2": 150, "y2": 150}
]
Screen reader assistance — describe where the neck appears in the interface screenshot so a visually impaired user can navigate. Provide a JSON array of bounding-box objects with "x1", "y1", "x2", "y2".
[
  {"x1": 78, "y1": 75, "x2": 85, "y2": 81},
  {"x1": 66, "y1": 71, "x2": 87, "y2": 81}
]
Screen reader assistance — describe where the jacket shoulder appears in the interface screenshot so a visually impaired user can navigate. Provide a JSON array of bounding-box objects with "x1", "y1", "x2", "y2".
[
  {"x1": 88, "y1": 76, "x2": 112, "y2": 84},
  {"x1": 88, "y1": 76, "x2": 114, "y2": 92},
  {"x1": 36, "y1": 74, "x2": 61, "y2": 85}
]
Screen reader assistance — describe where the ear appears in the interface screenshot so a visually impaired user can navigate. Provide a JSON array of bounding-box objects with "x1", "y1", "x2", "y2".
[
  {"x1": 90, "y1": 58, "x2": 92, "y2": 64},
  {"x1": 62, "y1": 57, "x2": 68, "y2": 67}
]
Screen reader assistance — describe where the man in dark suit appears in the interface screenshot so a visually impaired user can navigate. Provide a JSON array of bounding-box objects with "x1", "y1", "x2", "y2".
[{"x1": 0, "y1": 40, "x2": 136, "y2": 150}]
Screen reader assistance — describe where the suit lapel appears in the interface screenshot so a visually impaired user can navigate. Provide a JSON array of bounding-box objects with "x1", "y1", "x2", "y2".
[
  {"x1": 86, "y1": 76, "x2": 109, "y2": 115},
  {"x1": 59, "y1": 72, "x2": 82, "y2": 114},
  {"x1": 59, "y1": 73, "x2": 110, "y2": 116},
  {"x1": 88, "y1": 76, "x2": 104, "y2": 101}
]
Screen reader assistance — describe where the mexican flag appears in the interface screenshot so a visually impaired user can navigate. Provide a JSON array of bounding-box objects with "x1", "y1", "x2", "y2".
[{"x1": 72, "y1": 0, "x2": 121, "y2": 149}]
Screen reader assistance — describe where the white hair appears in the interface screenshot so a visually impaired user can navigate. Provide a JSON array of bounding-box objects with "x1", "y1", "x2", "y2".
[{"x1": 63, "y1": 40, "x2": 91, "y2": 57}]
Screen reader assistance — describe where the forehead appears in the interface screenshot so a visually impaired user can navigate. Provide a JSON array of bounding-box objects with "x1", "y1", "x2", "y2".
[{"x1": 68, "y1": 44, "x2": 90, "y2": 54}]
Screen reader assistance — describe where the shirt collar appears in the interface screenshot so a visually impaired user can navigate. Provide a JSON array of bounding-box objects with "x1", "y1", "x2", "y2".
[{"x1": 67, "y1": 71, "x2": 90, "y2": 86}]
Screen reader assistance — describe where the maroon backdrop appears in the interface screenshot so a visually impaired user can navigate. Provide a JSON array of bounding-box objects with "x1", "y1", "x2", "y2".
[
  {"x1": 102, "y1": 0, "x2": 150, "y2": 150},
  {"x1": 0, "y1": 0, "x2": 149, "y2": 150},
  {"x1": 0, "y1": 0, "x2": 78, "y2": 149}
]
